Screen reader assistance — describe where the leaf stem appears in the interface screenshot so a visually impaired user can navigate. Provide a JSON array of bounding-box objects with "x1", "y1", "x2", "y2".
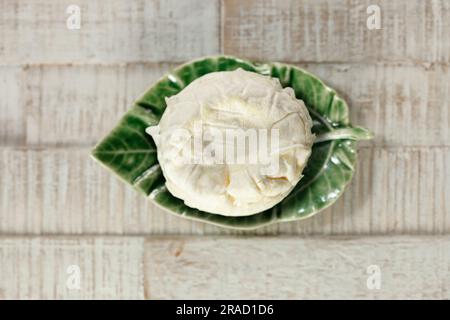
[{"x1": 315, "y1": 127, "x2": 374, "y2": 143}]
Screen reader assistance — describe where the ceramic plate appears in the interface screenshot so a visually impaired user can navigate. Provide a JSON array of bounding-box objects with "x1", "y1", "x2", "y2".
[{"x1": 91, "y1": 56, "x2": 372, "y2": 229}]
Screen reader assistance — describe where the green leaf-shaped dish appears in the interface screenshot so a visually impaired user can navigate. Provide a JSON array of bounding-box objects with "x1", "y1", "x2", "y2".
[{"x1": 92, "y1": 56, "x2": 372, "y2": 229}]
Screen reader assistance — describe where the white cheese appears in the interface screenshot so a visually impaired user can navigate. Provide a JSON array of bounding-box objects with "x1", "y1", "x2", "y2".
[{"x1": 146, "y1": 69, "x2": 314, "y2": 216}]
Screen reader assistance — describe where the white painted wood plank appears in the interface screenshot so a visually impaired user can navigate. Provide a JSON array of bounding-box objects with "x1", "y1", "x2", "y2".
[
  {"x1": 0, "y1": 67, "x2": 24, "y2": 145},
  {"x1": 24, "y1": 63, "x2": 175, "y2": 146},
  {"x1": 223, "y1": 0, "x2": 450, "y2": 63},
  {"x1": 0, "y1": 147, "x2": 448, "y2": 235},
  {"x1": 300, "y1": 63, "x2": 450, "y2": 147},
  {"x1": 0, "y1": 0, "x2": 220, "y2": 64},
  {"x1": 281, "y1": 147, "x2": 450, "y2": 235},
  {"x1": 0, "y1": 148, "x2": 219, "y2": 235},
  {"x1": 0, "y1": 237, "x2": 144, "y2": 299},
  {"x1": 10, "y1": 63, "x2": 449, "y2": 147},
  {"x1": 144, "y1": 236, "x2": 450, "y2": 299}
]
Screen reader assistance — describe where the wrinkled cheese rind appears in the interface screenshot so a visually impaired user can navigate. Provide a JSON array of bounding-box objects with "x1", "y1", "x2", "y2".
[{"x1": 146, "y1": 69, "x2": 314, "y2": 216}]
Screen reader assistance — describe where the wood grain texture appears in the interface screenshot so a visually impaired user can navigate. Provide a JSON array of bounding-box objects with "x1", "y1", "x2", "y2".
[
  {"x1": 223, "y1": 0, "x2": 450, "y2": 63},
  {"x1": 144, "y1": 236, "x2": 450, "y2": 299},
  {"x1": 0, "y1": 148, "x2": 223, "y2": 235},
  {"x1": 1, "y1": 147, "x2": 448, "y2": 235},
  {"x1": 0, "y1": 67, "x2": 24, "y2": 145},
  {"x1": 301, "y1": 63, "x2": 450, "y2": 147},
  {"x1": 0, "y1": 237, "x2": 144, "y2": 299},
  {"x1": 0, "y1": 0, "x2": 220, "y2": 65},
  {"x1": 24, "y1": 63, "x2": 175, "y2": 146},
  {"x1": 0, "y1": 0, "x2": 448, "y2": 301},
  {"x1": 0, "y1": 63, "x2": 446, "y2": 147},
  {"x1": 1, "y1": 236, "x2": 448, "y2": 299}
]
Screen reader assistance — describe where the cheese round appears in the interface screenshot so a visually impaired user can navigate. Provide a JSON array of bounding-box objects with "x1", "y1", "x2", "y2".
[{"x1": 146, "y1": 69, "x2": 314, "y2": 216}]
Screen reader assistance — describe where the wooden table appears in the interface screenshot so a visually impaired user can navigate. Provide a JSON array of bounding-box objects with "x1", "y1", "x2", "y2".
[{"x1": 0, "y1": 0, "x2": 449, "y2": 299}]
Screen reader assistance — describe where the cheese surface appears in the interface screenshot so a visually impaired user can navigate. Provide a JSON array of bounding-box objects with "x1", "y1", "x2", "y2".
[{"x1": 146, "y1": 69, "x2": 314, "y2": 216}]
